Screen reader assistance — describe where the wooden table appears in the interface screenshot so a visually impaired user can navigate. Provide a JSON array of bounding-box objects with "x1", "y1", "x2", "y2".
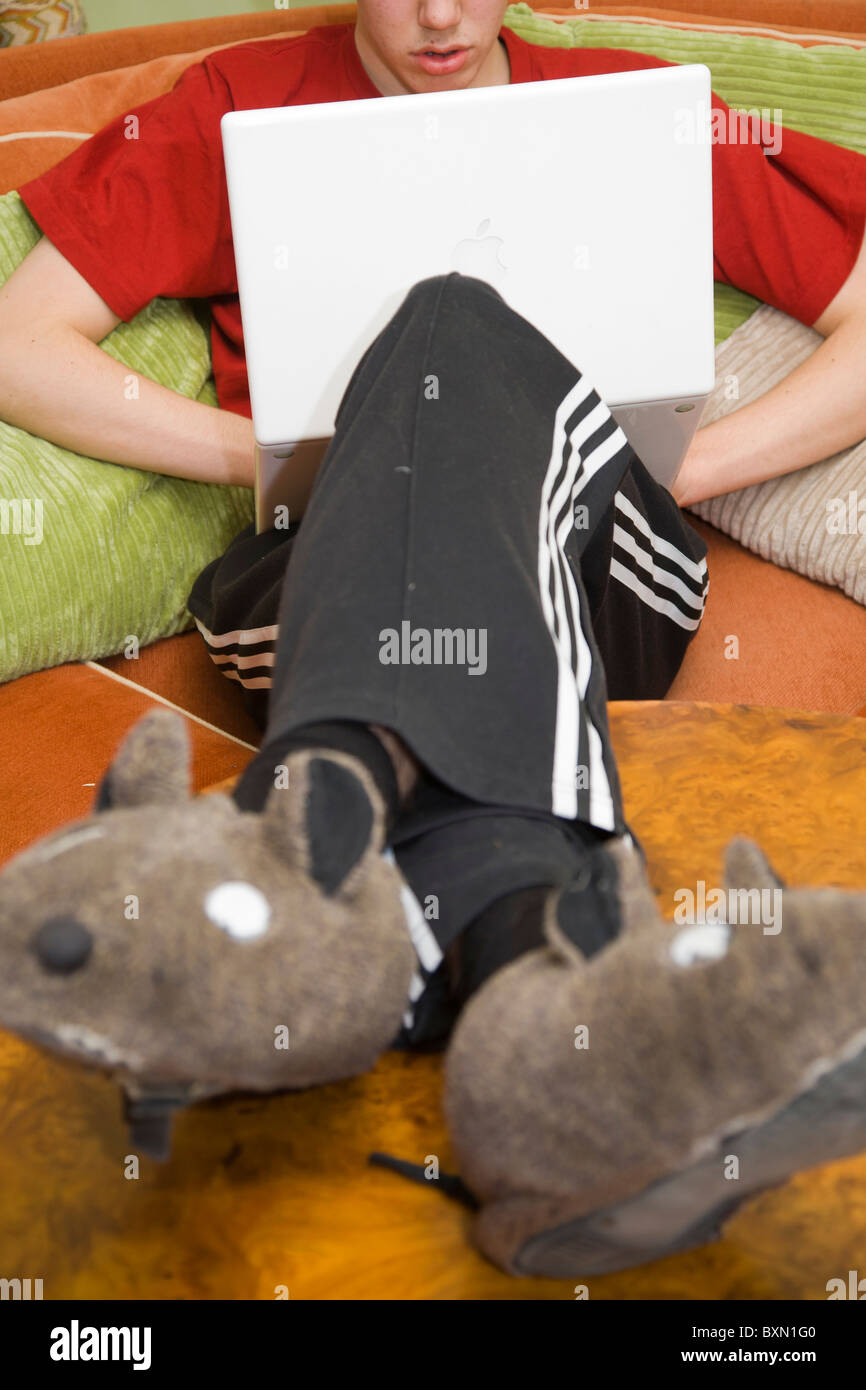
[{"x1": 1, "y1": 701, "x2": 865, "y2": 1300}]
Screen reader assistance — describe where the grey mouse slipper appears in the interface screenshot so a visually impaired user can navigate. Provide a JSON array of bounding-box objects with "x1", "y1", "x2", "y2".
[
  {"x1": 0, "y1": 710, "x2": 416, "y2": 1157},
  {"x1": 443, "y1": 835, "x2": 866, "y2": 1276}
]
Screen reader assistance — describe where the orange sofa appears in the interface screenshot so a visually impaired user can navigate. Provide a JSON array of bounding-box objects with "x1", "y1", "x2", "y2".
[{"x1": 0, "y1": 0, "x2": 865, "y2": 873}]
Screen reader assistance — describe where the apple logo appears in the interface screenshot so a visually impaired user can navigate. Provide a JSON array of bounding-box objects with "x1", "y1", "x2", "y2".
[{"x1": 450, "y1": 219, "x2": 508, "y2": 285}]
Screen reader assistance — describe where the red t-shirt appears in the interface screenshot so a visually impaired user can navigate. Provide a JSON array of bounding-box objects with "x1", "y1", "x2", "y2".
[{"x1": 17, "y1": 21, "x2": 866, "y2": 421}]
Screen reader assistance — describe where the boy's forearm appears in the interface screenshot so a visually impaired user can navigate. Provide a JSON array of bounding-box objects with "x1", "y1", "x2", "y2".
[
  {"x1": 673, "y1": 313, "x2": 866, "y2": 508},
  {"x1": 0, "y1": 323, "x2": 256, "y2": 488}
]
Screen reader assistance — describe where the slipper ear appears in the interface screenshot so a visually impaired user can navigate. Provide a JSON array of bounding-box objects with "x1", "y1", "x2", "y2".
[
  {"x1": 261, "y1": 751, "x2": 387, "y2": 897},
  {"x1": 603, "y1": 835, "x2": 662, "y2": 935},
  {"x1": 94, "y1": 709, "x2": 191, "y2": 811},
  {"x1": 723, "y1": 837, "x2": 786, "y2": 892},
  {"x1": 542, "y1": 835, "x2": 661, "y2": 965}
]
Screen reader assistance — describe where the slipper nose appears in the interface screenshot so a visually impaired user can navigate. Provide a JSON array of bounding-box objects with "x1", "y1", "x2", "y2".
[{"x1": 30, "y1": 915, "x2": 93, "y2": 974}]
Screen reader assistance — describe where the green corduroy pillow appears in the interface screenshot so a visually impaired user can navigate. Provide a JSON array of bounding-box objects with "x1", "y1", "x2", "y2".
[{"x1": 0, "y1": 189, "x2": 253, "y2": 684}]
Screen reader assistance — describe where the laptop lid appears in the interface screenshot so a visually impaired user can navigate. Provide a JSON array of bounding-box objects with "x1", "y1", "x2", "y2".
[{"x1": 221, "y1": 62, "x2": 715, "y2": 522}]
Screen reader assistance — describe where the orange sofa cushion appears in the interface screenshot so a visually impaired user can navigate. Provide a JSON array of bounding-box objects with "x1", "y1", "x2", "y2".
[
  {"x1": 0, "y1": 662, "x2": 255, "y2": 867},
  {"x1": 539, "y1": 2, "x2": 866, "y2": 41},
  {"x1": 567, "y1": 1, "x2": 866, "y2": 30},
  {"x1": 668, "y1": 520, "x2": 866, "y2": 712},
  {"x1": 0, "y1": 5, "x2": 354, "y2": 98}
]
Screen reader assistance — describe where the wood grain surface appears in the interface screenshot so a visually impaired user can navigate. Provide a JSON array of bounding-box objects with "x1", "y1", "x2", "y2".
[{"x1": 1, "y1": 701, "x2": 865, "y2": 1300}]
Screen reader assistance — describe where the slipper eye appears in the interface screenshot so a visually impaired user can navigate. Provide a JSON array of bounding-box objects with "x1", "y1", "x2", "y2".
[
  {"x1": 669, "y1": 922, "x2": 730, "y2": 967},
  {"x1": 30, "y1": 915, "x2": 93, "y2": 974},
  {"x1": 204, "y1": 881, "x2": 271, "y2": 941}
]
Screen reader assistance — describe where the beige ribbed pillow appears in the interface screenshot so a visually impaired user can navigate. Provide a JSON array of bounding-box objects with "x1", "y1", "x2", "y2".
[{"x1": 688, "y1": 303, "x2": 865, "y2": 606}]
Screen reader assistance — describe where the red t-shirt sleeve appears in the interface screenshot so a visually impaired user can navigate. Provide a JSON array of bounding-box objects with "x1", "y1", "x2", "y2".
[
  {"x1": 17, "y1": 55, "x2": 237, "y2": 323},
  {"x1": 709, "y1": 92, "x2": 866, "y2": 326}
]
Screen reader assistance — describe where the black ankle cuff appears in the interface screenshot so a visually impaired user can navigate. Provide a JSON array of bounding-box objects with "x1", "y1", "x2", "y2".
[
  {"x1": 451, "y1": 830, "x2": 622, "y2": 1007},
  {"x1": 232, "y1": 720, "x2": 401, "y2": 833},
  {"x1": 451, "y1": 884, "x2": 551, "y2": 1007}
]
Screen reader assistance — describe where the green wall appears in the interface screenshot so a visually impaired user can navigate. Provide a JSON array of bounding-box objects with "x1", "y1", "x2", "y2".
[{"x1": 82, "y1": 1, "x2": 310, "y2": 34}]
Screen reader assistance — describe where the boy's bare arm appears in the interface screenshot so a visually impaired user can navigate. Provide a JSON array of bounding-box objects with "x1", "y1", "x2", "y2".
[
  {"x1": 673, "y1": 228, "x2": 866, "y2": 508},
  {"x1": 0, "y1": 235, "x2": 255, "y2": 488}
]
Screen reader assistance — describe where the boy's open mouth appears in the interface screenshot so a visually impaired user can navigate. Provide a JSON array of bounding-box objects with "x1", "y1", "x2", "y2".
[{"x1": 412, "y1": 46, "x2": 470, "y2": 73}]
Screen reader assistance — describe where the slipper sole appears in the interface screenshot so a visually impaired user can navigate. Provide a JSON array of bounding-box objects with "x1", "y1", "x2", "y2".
[{"x1": 512, "y1": 1038, "x2": 866, "y2": 1277}]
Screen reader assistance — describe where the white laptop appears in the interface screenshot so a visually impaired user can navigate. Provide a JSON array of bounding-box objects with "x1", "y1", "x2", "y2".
[{"x1": 220, "y1": 63, "x2": 716, "y2": 532}]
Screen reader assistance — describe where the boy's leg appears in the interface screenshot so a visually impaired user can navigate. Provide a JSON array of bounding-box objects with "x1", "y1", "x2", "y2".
[
  {"x1": 188, "y1": 521, "x2": 296, "y2": 732},
  {"x1": 579, "y1": 452, "x2": 708, "y2": 700},
  {"x1": 194, "y1": 270, "x2": 707, "y2": 820}
]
